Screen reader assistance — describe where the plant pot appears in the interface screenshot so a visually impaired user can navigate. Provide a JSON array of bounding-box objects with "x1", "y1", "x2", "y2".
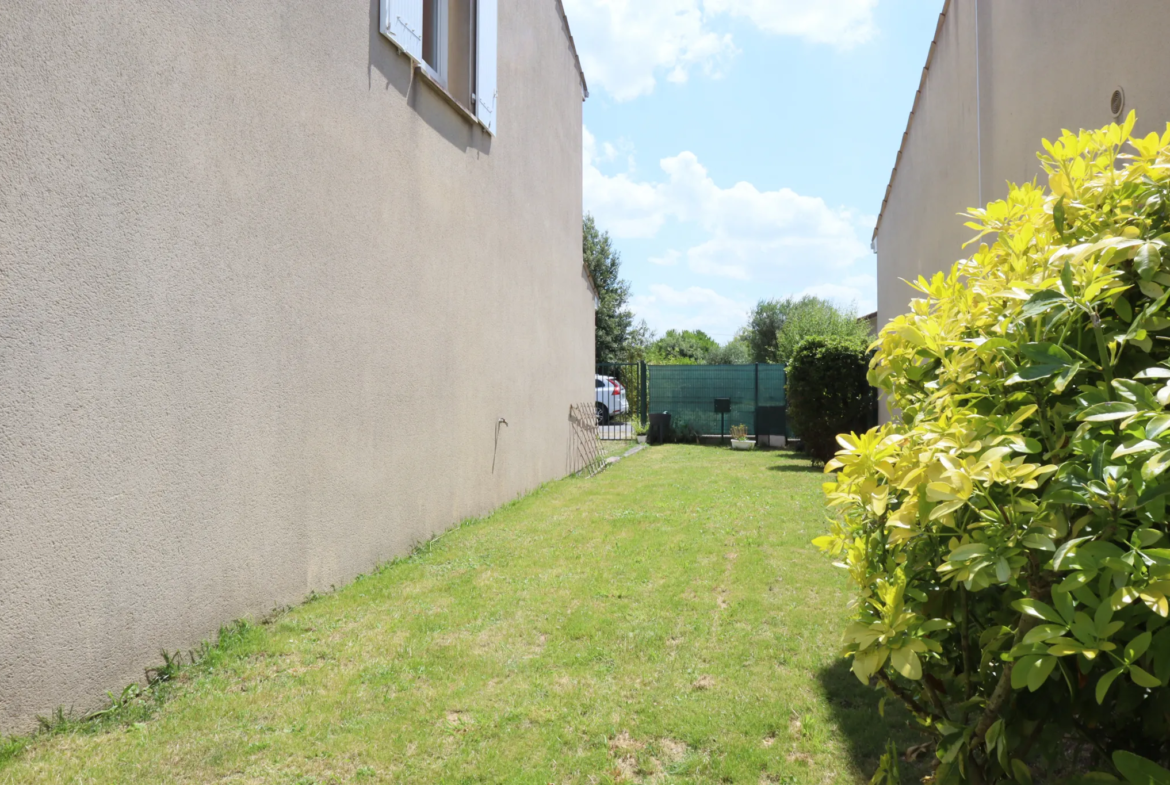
[
  {"x1": 730, "y1": 439, "x2": 755, "y2": 451},
  {"x1": 636, "y1": 435, "x2": 647, "y2": 444}
]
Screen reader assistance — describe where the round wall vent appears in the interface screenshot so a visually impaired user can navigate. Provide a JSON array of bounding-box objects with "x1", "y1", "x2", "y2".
[{"x1": 1111, "y1": 86, "x2": 1126, "y2": 118}]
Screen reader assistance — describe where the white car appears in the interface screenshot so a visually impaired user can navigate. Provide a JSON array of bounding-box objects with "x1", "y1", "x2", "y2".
[{"x1": 595, "y1": 375, "x2": 628, "y2": 425}]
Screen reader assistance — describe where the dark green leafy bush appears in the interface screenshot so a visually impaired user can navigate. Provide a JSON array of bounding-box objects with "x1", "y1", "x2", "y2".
[
  {"x1": 786, "y1": 336, "x2": 872, "y2": 463},
  {"x1": 668, "y1": 418, "x2": 700, "y2": 444}
]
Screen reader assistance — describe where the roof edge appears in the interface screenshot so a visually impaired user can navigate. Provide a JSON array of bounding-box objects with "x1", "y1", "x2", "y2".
[
  {"x1": 554, "y1": 0, "x2": 589, "y2": 99},
  {"x1": 871, "y1": 0, "x2": 951, "y2": 247}
]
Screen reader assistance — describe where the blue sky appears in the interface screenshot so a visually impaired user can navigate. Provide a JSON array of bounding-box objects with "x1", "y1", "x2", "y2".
[{"x1": 565, "y1": 0, "x2": 944, "y2": 342}]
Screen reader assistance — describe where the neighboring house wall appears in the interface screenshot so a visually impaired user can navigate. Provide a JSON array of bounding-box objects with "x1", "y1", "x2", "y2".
[
  {"x1": 874, "y1": 0, "x2": 978, "y2": 334},
  {"x1": 874, "y1": 0, "x2": 1170, "y2": 420},
  {"x1": 0, "y1": 1, "x2": 591, "y2": 732}
]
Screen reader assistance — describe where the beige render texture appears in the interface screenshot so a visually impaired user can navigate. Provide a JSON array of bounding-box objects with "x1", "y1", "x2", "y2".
[
  {"x1": 0, "y1": 1, "x2": 592, "y2": 733},
  {"x1": 875, "y1": 0, "x2": 1170, "y2": 340}
]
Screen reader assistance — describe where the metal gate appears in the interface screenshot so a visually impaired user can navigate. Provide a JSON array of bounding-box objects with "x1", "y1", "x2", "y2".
[{"x1": 595, "y1": 362, "x2": 647, "y2": 440}]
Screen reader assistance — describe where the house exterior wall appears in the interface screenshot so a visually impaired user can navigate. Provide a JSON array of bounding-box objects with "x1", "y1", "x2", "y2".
[
  {"x1": 876, "y1": 0, "x2": 1170, "y2": 343},
  {"x1": 0, "y1": 0, "x2": 591, "y2": 733},
  {"x1": 875, "y1": 1, "x2": 977, "y2": 337}
]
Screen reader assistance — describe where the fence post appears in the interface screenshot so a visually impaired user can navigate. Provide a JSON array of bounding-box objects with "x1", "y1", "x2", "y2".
[
  {"x1": 640, "y1": 361, "x2": 648, "y2": 424},
  {"x1": 754, "y1": 363, "x2": 759, "y2": 435}
]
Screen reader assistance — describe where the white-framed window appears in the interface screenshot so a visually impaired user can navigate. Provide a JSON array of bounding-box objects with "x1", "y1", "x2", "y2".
[
  {"x1": 380, "y1": 0, "x2": 498, "y2": 135},
  {"x1": 421, "y1": 0, "x2": 448, "y2": 86}
]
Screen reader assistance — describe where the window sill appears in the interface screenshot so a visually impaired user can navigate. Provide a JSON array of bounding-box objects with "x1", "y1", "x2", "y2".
[
  {"x1": 379, "y1": 26, "x2": 493, "y2": 136},
  {"x1": 414, "y1": 63, "x2": 483, "y2": 130},
  {"x1": 379, "y1": 31, "x2": 493, "y2": 136}
]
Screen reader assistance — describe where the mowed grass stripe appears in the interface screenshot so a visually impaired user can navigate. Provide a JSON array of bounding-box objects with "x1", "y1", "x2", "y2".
[{"x1": 1, "y1": 445, "x2": 916, "y2": 784}]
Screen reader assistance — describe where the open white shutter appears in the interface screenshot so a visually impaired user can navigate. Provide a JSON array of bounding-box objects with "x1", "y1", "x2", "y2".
[
  {"x1": 475, "y1": 0, "x2": 498, "y2": 134},
  {"x1": 380, "y1": 0, "x2": 425, "y2": 63}
]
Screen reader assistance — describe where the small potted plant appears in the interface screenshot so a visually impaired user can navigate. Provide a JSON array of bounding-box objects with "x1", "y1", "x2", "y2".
[
  {"x1": 635, "y1": 421, "x2": 649, "y2": 444},
  {"x1": 730, "y1": 424, "x2": 754, "y2": 451}
]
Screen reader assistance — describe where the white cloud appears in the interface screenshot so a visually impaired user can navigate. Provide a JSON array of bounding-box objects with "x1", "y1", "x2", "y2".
[
  {"x1": 583, "y1": 129, "x2": 871, "y2": 281},
  {"x1": 583, "y1": 126, "x2": 664, "y2": 238},
  {"x1": 583, "y1": 126, "x2": 632, "y2": 168},
  {"x1": 649, "y1": 250, "x2": 681, "y2": 266},
  {"x1": 703, "y1": 0, "x2": 877, "y2": 48},
  {"x1": 563, "y1": 0, "x2": 879, "y2": 101},
  {"x1": 631, "y1": 284, "x2": 752, "y2": 338},
  {"x1": 583, "y1": 172, "x2": 665, "y2": 240},
  {"x1": 799, "y1": 276, "x2": 877, "y2": 316},
  {"x1": 585, "y1": 128, "x2": 878, "y2": 334},
  {"x1": 563, "y1": 0, "x2": 737, "y2": 102}
]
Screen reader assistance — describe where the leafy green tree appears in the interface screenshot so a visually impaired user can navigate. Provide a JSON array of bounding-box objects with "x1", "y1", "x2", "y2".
[
  {"x1": 647, "y1": 329, "x2": 718, "y2": 364},
  {"x1": 705, "y1": 336, "x2": 752, "y2": 365},
  {"x1": 620, "y1": 319, "x2": 657, "y2": 362},
  {"x1": 744, "y1": 296, "x2": 871, "y2": 363},
  {"x1": 745, "y1": 299, "x2": 786, "y2": 363},
  {"x1": 774, "y1": 296, "x2": 871, "y2": 363},
  {"x1": 584, "y1": 214, "x2": 634, "y2": 363}
]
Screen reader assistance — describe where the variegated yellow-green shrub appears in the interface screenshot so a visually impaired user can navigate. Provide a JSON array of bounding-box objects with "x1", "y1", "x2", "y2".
[{"x1": 817, "y1": 113, "x2": 1170, "y2": 783}]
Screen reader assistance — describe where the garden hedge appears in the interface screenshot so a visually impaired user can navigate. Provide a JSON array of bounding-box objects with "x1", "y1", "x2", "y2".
[
  {"x1": 817, "y1": 113, "x2": 1170, "y2": 783},
  {"x1": 786, "y1": 336, "x2": 872, "y2": 463}
]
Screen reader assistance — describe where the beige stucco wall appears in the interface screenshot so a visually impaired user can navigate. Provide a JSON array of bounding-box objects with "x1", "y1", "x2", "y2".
[
  {"x1": 876, "y1": 0, "x2": 1170, "y2": 333},
  {"x1": 0, "y1": 0, "x2": 591, "y2": 733}
]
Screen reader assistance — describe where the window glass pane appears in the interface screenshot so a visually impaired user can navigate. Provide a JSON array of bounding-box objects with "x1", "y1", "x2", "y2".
[{"x1": 422, "y1": 0, "x2": 438, "y2": 71}]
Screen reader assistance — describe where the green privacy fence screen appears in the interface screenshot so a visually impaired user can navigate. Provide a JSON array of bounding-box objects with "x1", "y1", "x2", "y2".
[{"x1": 646, "y1": 364, "x2": 788, "y2": 437}]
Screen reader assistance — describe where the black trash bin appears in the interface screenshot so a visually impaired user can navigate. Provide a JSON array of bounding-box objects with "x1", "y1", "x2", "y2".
[{"x1": 648, "y1": 412, "x2": 672, "y2": 445}]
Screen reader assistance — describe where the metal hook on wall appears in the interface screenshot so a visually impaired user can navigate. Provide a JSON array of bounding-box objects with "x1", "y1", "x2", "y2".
[{"x1": 492, "y1": 417, "x2": 508, "y2": 473}]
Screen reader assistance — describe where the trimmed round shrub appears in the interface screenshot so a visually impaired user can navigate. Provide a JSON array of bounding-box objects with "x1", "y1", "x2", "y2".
[
  {"x1": 786, "y1": 336, "x2": 872, "y2": 463},
  {"x1": 818, "y1": 113, "x2": 1170, "y2": 782}
]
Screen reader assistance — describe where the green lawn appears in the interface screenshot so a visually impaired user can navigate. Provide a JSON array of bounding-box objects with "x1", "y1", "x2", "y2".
[{"x1": 1, "y1": 445, "x2": 920, "y2": 784}]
